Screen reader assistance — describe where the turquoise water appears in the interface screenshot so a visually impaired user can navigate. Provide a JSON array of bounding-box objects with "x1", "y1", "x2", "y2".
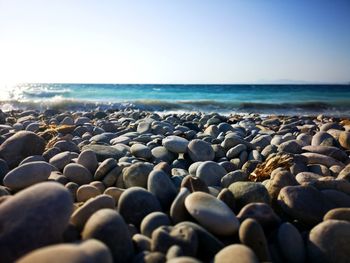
[{"x1": 1, "y1": 83, "x2": 350, "y2": 116}]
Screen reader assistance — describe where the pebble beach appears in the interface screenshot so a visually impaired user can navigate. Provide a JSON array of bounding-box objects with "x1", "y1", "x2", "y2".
[{"x1": 0, "y1": 108, "x2": 350, "y2": 263}]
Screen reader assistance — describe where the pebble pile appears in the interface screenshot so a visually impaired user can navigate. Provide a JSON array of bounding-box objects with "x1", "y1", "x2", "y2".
[{"x1": 0, "y1": 108, "x2": 350, "y2": 263}]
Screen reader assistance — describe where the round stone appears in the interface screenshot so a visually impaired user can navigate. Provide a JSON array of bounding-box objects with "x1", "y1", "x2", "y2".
[
  {"x1": 307, "y1": 220, "x2": 350, "y2": 263},
  {"x1": 123, "y1": 162, "x2": 153, "y2": 188},
  {"x1": 0, "y1": 182, "x2": 73, "y2": 263},
  {"x1": 181, "y1": 175, "x2": 209, "y2": 193},
  {"x1": 118, "y1": 187, "x2": 162, "y2": 227},
  {"x1": 184, "y1": 191, "x2": 239, "y2": 236},
  {"x1": 239, "y1": 219, "x2": 270, "y2": 262},
  {"x1": 63, "y1": 163, "x2": 93, "y2": 185},
  {"x1": 130, "y1": 144, "x2": 152, "y2": 159},
  {"x1": 16, "y1": 239, "x2": 113, "y2": 263},
  {"x1": 82, "y1": 209, "x2": 134, "y2": 263},
  {"x1": 226, "y1": 144, "x2": 247, "y2": 159},
  {"x1": 277, "y1": 222, "x2": 305, "y2": 263},
  {"x1": 339, "y1": 131, "x2": 350, "y2": 150},
  {"x1": 187, "y1": 139, "x2": 215, "y2": 162},
  {"x1": 195, "y1": 161, "x2": 227, "y2": 187},
  {"x1": 170, "y1": 187, "x2": 191, "y2": 224},
  {"x1": 151, "y1": 146, "x2": 177, "y2": 163},
  {"x1": 94, "y1": 158, "x2": 117, "y2": 180},
  {"x1": 323, "y1": 207, "x2": 350, "y2": 221},
  {"x1": 70, "y1": 194, "x2": 115, "y2": 230},
  {"x1": 277, "y1": 185, "x2": 334, "y2": 226},
  {"x1": 76, "y1": 184, "x2": 101, "y2": 202},
  {"x1": 49, "y1": 151, "x2": 73, "y2": 171},
  {"x1": 3, "y1": 161, "x2": 52, "y2": 191},
  {"x1": 77, "y1": 150, "x2": 98, "y2": 174},
  {"x1": 0, "y1": 131, "x2": 46, "y2": 168},
  {"x1": 147, "y1": 170, "x2": 177, "y2": 210},
  {"x1": 214, "y1": 244, "x2": 259, "y2": 263},
  {"x1": 141, "y1": 212, "x2": 172, "y2": 238},
  {"x1": 82, "y1": 144, "x2": 124, "y2": 162},
  {"x1": 162, "y1": 136, "x2": 189, "y2": 153},
  {"x1": 228, "y1": 182, "x2": 270, "y2": 210}
]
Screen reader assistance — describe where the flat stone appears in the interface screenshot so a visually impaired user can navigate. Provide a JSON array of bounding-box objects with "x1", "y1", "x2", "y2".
[
  {"x1": 307, "y1": 220, "x2": 350, "y2": 263},
  {"x1": 302, "y1": 145, "x2": 348, "y2": 162},
  {"x1": 162, "y1": 136, "x2": 189, "y2": 153},
  {"x1": 278, "y1": 140, "x2": 303, "y2": 154},
  {"x1": 302, "y1": 152, "x2": 344, "y2": 168},
  {"x1": 187, "y1": 139, "x2": 215, "y2": 162},
  {"x1": 82, "y1": 144, "x2": 124, "y2": 162},
  {"x1": 277, "y1": 222, "x2": 305, "y2": 263},
  {"x1": 16, "y1": 239, "x2": 113, "y2": 263},
  {"x1": 323, "y1": 208, "x2": 350, "y2": 221},
  {"x1": 3, "y1": 161, "x2": 52, "y2": 191},
  {"x1": 0, "y1": 182, "x2": 73, "y2": 263},
  {"x1": 82, "y1": 209, "x2": 134, "y2": 263},
  {"x1": 63, "y1": 163, "x2": 93, "y2": 185},
  {"x1": 0, "y1": 131, "x2": 46, "y2": 168},
  {"x1": 214, "y1": 244, "x2": 259, "y2": 263},
  {"x1": 148, "y1": 170, "x2": 177, "y2": 210},
  {"x1": 184, "y1": 192, "x2": 239, "y2": 236},
  {"x1": 226, "y1": 144, "x2": 247, "y2": 159},
  {"x1": 228, "y1": 182, "x2": 270, "y2": 209},
  {"x1": 94, "y1": 158, "x2": 117, "y2": 180},
  {"x1": 118, "y1": 187, "x2": 162, "y2": 227}
]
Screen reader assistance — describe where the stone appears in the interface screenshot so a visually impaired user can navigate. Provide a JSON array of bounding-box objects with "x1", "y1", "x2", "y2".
[
  {"x1": 148, "y1": 170, "x2": 177, "y2": 210},
  {"x1": 141, "y1": 212, "x2": 172, "y2": 238},
  {"x1": 82, "y1": 144, "x2": 123, "y2": 161},
  {"x1": 302, "y1": 145, "x2": 348, "y2": 162},
  {"x1": 187, "y1": 139, "x2": 215, "y2": 162},
  {"x1": 77, "y1": 150, "x2": 98, "y2": 174},
  {"x1": 221, "y1": 170, "x2": 248, "y2": 188},
  {"x1": 217, "y1": 188, "x2": 236, "y2": 211},
  {"x1": 19, "y1": 155, "x2": 45, "y2": 165},
  {"x1": 166, "y1": 245, "x2": 184, "y2": 260},
  {"x1": 70, "y1": 194, "x2": 115, "y2": 230},
  {"x1": 339, "y1": 131, "x2": 350, "y2": 150},
  {"x1": 151, "y1": 225, "x2": 198, "y2": 256},
  {"x1": 323, "y1": 208, "x2": 350, "y2": 221},
  {"x1": 118, "y1": 187, "x2": 162, "y2": 227},
  {"x1": 170, "y1": 188, "x2": 191, "y2": 224},
  {"x1": 94, "y1": 158, "x2": 117, "y2": 180},
  {"x1": 239, "y1": 219, "x2": 270, "y2": 262},
  {"x1": 16, "y1": 239, "x2": 113, "y2": 263},
  {"x1": 123, "y1": 162, "x2": 153, "y2": 188},
  {"x1": 133, "y1": 234, "x2": 151, "y2": 252},
  {"x1": 277, "y1": 222, "x2": 305, "y2": 263},
  {"x1": 0, "y1": 182, "x2": 73, "y2": 263},
  {"x1": 181, "y1": 175, "x2": 209, "y2": 193},
  {"x1": 237, "y1": 202, "x2": 280, "y2": 230},
  {"x1": 266, "y1": 168, "x2": 298, "y2": 200},
  {"x1": 307, "y1": 220, "x2": 350, "y2": 263},
  {"x1": 214, "y1": 244, "x2": 259, "y2": 263},
  {"x1": 162, "y1": 136, "x2": 189, "y2": 153},
  {"x1": 277, "y1": 185, "x2": 335, "y2": 226},
  {"x1": 54, "y1": 140, "x2": 79, "y2": 153},
  {"x1": 0, "y1": 131, "x2": 46, "y2": 168},
  {"x1": 184, "y1": 192, "x2": 239, "y2": 236},
  {"x1": 195, "y1": 161, "x2": 227, "y2": 187},
  {"x1": 295, "y1": 172, "x2": 322, "y2": 184},
  {"x1": 338, "y1": 164, "x2": 350, "y2": 181},
  {"x1": 228, "y1": 182, "x2": 270, "y2": 209},
  {"x1": 63, "y1": 163, "x2": 93, "y2": 185},
  {"x1": 151, "y1": 146, "x2": 177, "y2": 163},
  {"x1": 311, "y1": 131, "x2": 337, "y2": 146},
  {"x1": 167, "y1": 257, "x2": 201, "y2": 263},
  {"x1": 131, "y1": 144, "x2": 152, "y2": 159},
  {"x1": 226, "y1": 144, "x2": 247, "y2": 159},
  {"x1": 278, "y1": 140, "x2": 302, "y2": 154},
  {"x1": 302, "y1": 152, "x2": 344, "y2": 168},
  {"x1": 76, "y1": 185, "x2": 101, "y2": 202},
  {"x1": 0, "y1": 158, "x2": 9, "y2": 183},
  {"x1": 49, "y1": 151, "x2": 73, "y2": 171},
  {"x1": 3, "y1": 161, "x2": 52, "y2": 191},
  {"x1": 176, "y1": 221, "x2": 224, "y2": 261},
  {"x1": 82, "y1": 209, "x2": 134, "y2": 263}
]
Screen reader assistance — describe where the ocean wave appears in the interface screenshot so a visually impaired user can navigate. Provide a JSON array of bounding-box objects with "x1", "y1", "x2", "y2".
[{"x1": 1, "y1": 98, "x2": 350, "y2": 116}]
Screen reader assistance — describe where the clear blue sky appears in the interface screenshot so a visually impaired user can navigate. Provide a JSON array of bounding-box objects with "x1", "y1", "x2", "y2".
[{"x1": 0, "y1": 0, "x2": 349, "y2": 84}]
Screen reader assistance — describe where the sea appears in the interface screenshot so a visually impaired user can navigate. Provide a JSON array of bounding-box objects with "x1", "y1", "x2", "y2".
[{"x1": 1, "y1": 83, "x2": 350, "y2": 116}]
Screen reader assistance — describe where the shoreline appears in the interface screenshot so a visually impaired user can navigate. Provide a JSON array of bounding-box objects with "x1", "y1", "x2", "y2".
[{"x1": 0, "y1": 108, "x2": 349, "y2": 262}]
